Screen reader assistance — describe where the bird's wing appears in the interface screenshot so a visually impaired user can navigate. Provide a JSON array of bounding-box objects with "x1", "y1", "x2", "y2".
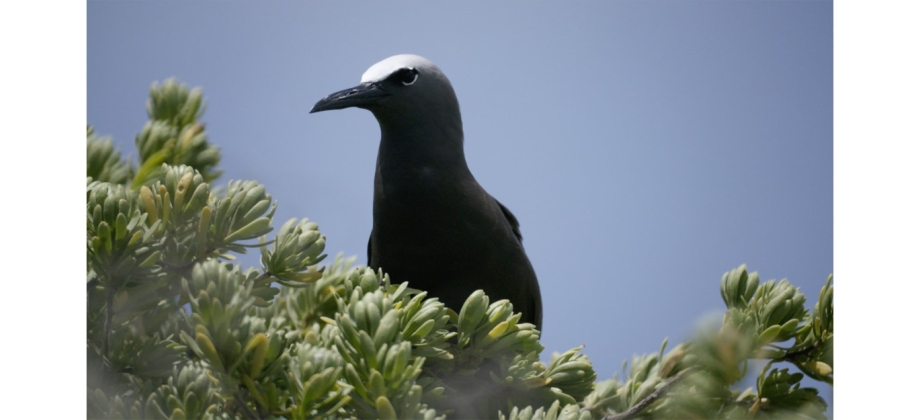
[{"x1": 495, "y1": 199, "x2": 524, "y2": 244}]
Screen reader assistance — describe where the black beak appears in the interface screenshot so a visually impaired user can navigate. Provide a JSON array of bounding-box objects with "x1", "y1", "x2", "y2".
[{"x1": 310, "y1": 82, "x2": 391, "y2": 113}]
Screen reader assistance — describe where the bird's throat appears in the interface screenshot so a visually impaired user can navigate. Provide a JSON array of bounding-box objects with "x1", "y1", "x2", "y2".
[{"x1": 376, "y1": 124, "x2": 470, "y2": 183}]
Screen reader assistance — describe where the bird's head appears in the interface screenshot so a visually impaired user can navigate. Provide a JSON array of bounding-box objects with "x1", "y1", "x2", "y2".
[{"x1": 310, "y1": 54, "x2": 461, "y2": 130}]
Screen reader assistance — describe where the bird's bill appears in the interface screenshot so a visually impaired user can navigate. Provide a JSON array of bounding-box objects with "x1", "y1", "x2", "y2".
[{"x1": 310, "y1": 82, "x2": 391, "y2": 113}]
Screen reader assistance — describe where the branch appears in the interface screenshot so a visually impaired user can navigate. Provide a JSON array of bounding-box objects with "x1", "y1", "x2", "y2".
[
  {"x1": 602, "y1": 369, "x2": 693, "y2": 420},
  {"x1": 782, "y1": 338, "x2": 824, "y2": 362},
  {"x1": 234, "y1": 391, "x2": 259, "y2": 419},
  {"x1": 781, "y1": 337, "x2": 833, "y2": 385},
  {"x1": 103, "y1": 290, "x2": 114, "y2": 369}
]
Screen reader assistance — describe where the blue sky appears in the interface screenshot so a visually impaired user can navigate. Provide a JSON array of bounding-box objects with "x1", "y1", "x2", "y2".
[{"x1": 88, "y1": 0, "x2": 832, "y2": 405}]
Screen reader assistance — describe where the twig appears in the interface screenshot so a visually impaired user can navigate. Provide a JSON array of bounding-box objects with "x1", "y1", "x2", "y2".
[
  {"x1": 103, "y1": 290, "x2": 114, "y2": 369},
  {"x1": 782, "y1": 338, "x2": 824, "y2": 362},
  {"x1": 234, "y1": 392, "x2": 259, "y2": 419},
  {"x1": 603, "y1": 369, "x2": 693, "y2": 420}
]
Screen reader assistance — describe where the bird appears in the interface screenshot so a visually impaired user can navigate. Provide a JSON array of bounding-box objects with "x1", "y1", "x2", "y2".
[{"x1": 310, "y1": 54, "x2": 542, "y2": 330}]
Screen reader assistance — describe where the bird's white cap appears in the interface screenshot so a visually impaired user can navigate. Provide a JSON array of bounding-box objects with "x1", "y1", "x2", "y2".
[{"x1": 361, "y1": 54, "x2": 441, "y2": 84}]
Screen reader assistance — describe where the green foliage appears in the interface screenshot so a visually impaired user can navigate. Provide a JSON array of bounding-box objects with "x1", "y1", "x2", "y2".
[
  {"x1": 261, "y1": 218, "x2": 326, "y2": 286},
  {"x1": 87, "y1": 80, "x2": 832, "y2": 419},
  {"x1": 577, "y1": 267, "x2": 833, "y2": 420},
  {"x1": 133, "y1": 79, "x2": 221, "y2": 188},
  {"x1": 88, "y1": 126, "x2": 132, "y2": 184},
  {"x1": 502, "y1": 401, "x2": 592, "y2": 420}
]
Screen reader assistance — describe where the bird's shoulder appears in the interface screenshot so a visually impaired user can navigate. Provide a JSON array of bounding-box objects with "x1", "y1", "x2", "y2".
[{"x1": 494, "y1": 199, "x2": 523, "y2": 244}]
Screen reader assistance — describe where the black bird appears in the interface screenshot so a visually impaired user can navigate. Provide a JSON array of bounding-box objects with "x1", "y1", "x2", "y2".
[{"x1": 311, "y1": 54, "x2": 542, "y2": 329}]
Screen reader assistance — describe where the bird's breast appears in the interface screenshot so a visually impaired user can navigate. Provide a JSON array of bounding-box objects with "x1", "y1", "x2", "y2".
[
  {"x1": 373, "y1": 174, "x2": 508, "y2": 259},
  {"x1": 369, "y1": 166, "x2": 541, "y2": 329}
]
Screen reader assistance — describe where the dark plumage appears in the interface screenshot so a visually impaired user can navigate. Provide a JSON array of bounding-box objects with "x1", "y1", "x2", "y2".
[{"x1": 311, "y1": 54, "x2": 542, "y2": 329}]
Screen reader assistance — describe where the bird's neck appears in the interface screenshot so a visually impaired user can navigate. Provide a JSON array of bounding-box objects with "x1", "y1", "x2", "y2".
[{"x1": 375, "y1": 117, "x2": 472, "y2": 181}]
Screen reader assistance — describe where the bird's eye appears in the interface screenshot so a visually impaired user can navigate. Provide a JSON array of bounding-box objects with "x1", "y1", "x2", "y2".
[{"x1": 397, "y1": 68, "x2": 418, "y2": 86}]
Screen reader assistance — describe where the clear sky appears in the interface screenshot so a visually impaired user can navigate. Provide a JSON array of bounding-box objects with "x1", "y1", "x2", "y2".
[{"x1": 87, "y1": 0, "x2": 833, "y2": 405}]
